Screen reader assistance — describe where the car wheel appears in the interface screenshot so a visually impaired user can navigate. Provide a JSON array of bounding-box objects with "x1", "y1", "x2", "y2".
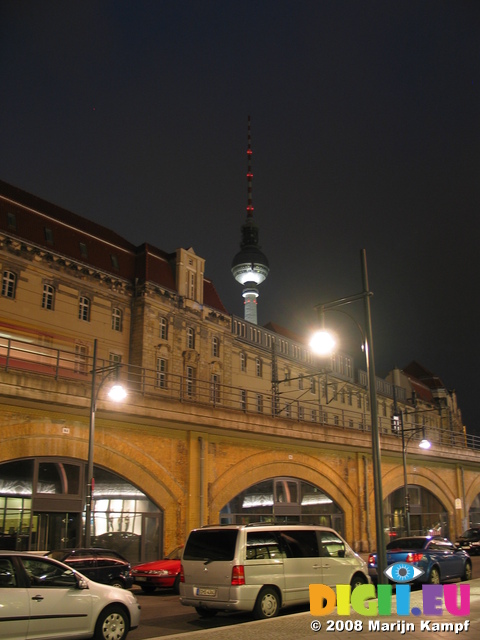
[
  {"x1": 94, "y1": 605, "x2": 128, "y2": 640},
  {"x1": 463, "y1": 562, "x2": 473, "y2": 581},
  {"x1": 253, "y1": 587, "x2": 280, "y2": 619},
  {"x1": 173, "y1": 574, "x2": 180, "y2": 594},
  {"x1": 111, "y1": 579, "x2": 124, "y2": 589},
  {"x1": 350, "y1": 573, "x2": 368, "y2": 590},
  {"x1": 195, "y1": 606, "x2": 218, "y2": 618},
  {"x1": 140, "y1": 584, "x2": 157, "y2": 594},
  {"x1": 428, "y1": 567, "x2": 440, "y2": 584}
]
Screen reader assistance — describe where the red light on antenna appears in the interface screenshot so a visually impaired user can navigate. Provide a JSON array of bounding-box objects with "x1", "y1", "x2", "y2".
[{"x1": 247, "y1": 149, "x2": 253, "y2": 154}]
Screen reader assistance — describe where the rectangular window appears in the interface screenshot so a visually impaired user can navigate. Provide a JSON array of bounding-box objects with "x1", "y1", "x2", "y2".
[
  {"x1": 255, "y1": 358, "x2": 262, "y2": 377},
  {"x1": 156, "y1": 357, "x2": 167, "y2": 389},
  {"x1": 110, "y1": 254, "x2": 119, "y2": 269},
  {"x1": 78, "y1": 296, "x2": 90, "y2": 321},
  {"x1": 311, "y1": 409, "x2": 317, "y2": 422},
  {"x1": 41, "y1": 284, "x2": 55, "y2": 310},
  {"x1": 79, "y1": 242, "x2": 88, "y2": 258},
  {"x1": 74, "y1": 344, "x2": 88, "y2": 374},
  {"x1": 310, "y1": 377, "x2": 316, "y2": 394},
  {"x1": 240, "y1": 353, "x2": 246, "y2": 372},
  {"x1": 210, "y1": 374, "x2": 220, "y2": 404},
  {"x1": 1, "y1": 271, "x2": 16, "y2": 299},
  {"x1": 111, "y1": 308, "x2": 122, "y2": 331},
  {"x1": 256, "y1": 394, "x2": 263, "y2": 413},
  {"x1": 212, "y1": 337, "x2": 220, "y2": 358},
  {"x1": 187, "y1": 327, "x2": 195, "y2": 349},
  {"x1": 186, "y1": 366, "x2": 195, "y2": 397},
  {"x1": 240, "y1": 389, "x2": 247, "y2": 411},
  {"x1": 159, "y1": 317, "x2": 168, "y2": 340},
  {"x1": 298, "y1": 406, "x2": 304, "y2": 421}
]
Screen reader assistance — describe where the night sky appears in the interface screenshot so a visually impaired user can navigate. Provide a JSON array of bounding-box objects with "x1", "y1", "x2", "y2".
[{"x1": 1, "y1": 2, "x2": 479, "y2": 434}]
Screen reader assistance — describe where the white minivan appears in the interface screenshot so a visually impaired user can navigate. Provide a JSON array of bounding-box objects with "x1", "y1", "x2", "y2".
[{"x1": 179, "y1": 524, "x2": 369, "y2": 619}]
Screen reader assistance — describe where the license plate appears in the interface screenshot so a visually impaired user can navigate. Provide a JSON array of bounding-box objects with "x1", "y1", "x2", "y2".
[
  {"x1": 195, "y1": 587, "x2": 217, "y2": 597},
  {"x1": 135, "y1": 577, "x2": 147, "y2": 582}
]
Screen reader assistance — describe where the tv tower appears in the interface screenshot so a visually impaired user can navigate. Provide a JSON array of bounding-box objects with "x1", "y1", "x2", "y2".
[{"x1": 231, "y1": 116, "x2": 269, "y2": 325}]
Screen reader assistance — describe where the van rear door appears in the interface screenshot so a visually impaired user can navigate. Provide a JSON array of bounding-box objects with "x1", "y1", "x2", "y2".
[{"x1": 181, "y1": 528, "x2": 238, "y2": 603}]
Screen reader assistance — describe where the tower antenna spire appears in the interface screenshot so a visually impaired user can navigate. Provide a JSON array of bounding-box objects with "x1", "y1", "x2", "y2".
[
  {"x1": 231, "y1": 116, "x2": 269, "y2": 325},
  {"x1": 247, "y1": 114, "x2": 253, "y2": 218}
]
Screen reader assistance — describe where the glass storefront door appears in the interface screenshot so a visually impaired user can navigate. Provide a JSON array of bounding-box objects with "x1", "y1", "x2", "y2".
[{"x1": 33, "y1": 512, "x2": 80, "y2": 550}]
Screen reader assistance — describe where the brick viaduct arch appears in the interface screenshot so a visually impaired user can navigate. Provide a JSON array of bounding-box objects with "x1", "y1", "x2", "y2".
[
  {"x1": 0, "y1": 417, "x2": 186, "y2": 537},
  {"x1": 209, "y1": 450, "x2": 359, "y2": 543}
]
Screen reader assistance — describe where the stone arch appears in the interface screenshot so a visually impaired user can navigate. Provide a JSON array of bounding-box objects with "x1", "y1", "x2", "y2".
[
  {"x1": 0, "y1": 417, "x2": 185, "y2": 529},
  {"x1": 380, "y1": 464, "x2": 456, "y2": 514},
  {"x1": 210, "y1": 450, "x2": 358, "y2": 542},
  {"x1": 465, "y1": 477, "x2": 480, "y2": 513}
]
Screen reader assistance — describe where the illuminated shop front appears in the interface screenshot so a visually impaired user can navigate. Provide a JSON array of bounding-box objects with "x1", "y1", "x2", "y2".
[
  {"x1": 220, "y1": 476, "x2": 344, "y2": 534},
  {"x1": 0, "y1": 458, "x2": 162, "y2": 564},
  {"x1": 384, "y1": 486, "x2": 449, "y2": 539}
]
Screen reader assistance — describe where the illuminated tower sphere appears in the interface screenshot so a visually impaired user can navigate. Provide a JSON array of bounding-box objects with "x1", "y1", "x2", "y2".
[{"x1": 231, "y1": 117, "x2": 269, "y2": 325}]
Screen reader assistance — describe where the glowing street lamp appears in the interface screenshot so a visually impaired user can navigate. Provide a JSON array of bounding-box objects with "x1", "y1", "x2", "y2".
[
  {"x1": 397, "y1": 411, "x2": 432, "y2": 536},
  {"x1": 85, "y1": 339, "x2": 127, "y2": 546},
  {"x1": 309, "y1": 249, "x2": 388, "y2": 584}
]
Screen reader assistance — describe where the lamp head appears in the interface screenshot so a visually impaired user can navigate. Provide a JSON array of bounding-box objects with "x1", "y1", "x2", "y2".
[
  {"x1": 419, "y1": 438, "x2": 431, "y2": 450},
  {"x1": 309, "y1": 330, "x2": 336, "y2": 356},
  {"x1": 108, "y1": 384, "x2": 127, "y2": 402}
]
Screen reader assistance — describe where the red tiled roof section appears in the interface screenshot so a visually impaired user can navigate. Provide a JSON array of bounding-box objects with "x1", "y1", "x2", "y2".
[
  {"x1": 264, "y1": 321, "x2": 304, "y2": 343},
  {"x1": 0, "y1": 179, "x2": 228, "y2": 313}
]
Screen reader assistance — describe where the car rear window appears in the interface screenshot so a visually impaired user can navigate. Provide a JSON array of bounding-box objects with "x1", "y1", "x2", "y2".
[
  {"x1": 183, "y1": 529, "x2": 238, "y2": 561},
  {"x1": 386, "y1": 538, "x2": 426, "y2": 550}
]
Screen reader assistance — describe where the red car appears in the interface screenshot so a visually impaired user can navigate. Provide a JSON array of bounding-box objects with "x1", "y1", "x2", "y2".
[{"x1": 132, "y1": 546, "x2": 183, "y2": 594}]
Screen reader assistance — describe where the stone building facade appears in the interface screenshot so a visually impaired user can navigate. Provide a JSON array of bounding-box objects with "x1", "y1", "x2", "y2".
[{"x1": 0, "y1": 179, "x2": 478, "y2": 562}]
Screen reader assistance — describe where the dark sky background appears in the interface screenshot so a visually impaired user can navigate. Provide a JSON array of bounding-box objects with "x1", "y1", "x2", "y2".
[{"x1": 1, "y1": 1, "x2": 479, "y2": 434}]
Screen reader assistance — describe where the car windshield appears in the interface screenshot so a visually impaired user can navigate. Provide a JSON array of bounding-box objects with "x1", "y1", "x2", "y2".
[{"x1": 386, "y1": 537, "x2": 428, "y2": 550}]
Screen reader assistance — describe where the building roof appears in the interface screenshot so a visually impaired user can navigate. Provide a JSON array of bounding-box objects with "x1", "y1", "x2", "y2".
[{"x1": 0, "y1": 179, "x2": 227, "y2": 313}]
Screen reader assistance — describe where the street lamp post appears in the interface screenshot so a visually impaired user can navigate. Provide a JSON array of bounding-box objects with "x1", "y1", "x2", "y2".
[
  {"x1": 310, "y1": 249, "x2": 387, "y2": 584},
  {"x1": 85, "y1": 339, "x2": 127, "y2": 547},
  {"x1": 398, "y1": 410, "x2": 431, "y2": 536}
]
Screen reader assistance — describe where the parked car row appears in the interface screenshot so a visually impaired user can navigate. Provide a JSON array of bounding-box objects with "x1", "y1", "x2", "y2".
[
  {"x1": 1, "y1": 526, "x2": 476, "y2": 637},
  {"x1": 368, "y1": 535, "x2": 472, "y2": 585},
  {"x1": 0, "y1": 551, "x2": 140, "y2": 640}
]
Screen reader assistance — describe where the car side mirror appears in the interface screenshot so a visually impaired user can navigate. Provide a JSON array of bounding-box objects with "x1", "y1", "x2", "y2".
[{"x1": 76, "y1": 575, "x2": 89, "y2": 590}]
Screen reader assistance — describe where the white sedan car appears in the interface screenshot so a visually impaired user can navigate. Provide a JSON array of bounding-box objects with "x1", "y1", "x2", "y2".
[{"x1": 0, "y1": 551, "x2": 141, "y2": 640}]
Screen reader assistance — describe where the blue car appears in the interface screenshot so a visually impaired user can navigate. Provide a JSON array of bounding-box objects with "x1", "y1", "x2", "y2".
[{"x1": 368, "y1": 536, "x2": 472, "y2": 585}]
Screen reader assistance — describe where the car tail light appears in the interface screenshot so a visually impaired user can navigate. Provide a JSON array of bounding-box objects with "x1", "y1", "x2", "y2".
[
  {"x1": 231, "y1": 565, "x2": 245, "y2": 585},
  {"x1": 180, "y1": 564, "x2": 185, "y2": 583},
  {"x1": 406, "y1": 553, "x2": 424, "y2": 562}
]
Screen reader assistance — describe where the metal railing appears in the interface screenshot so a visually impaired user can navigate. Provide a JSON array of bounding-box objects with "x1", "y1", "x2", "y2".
[{"x1": 1, "y1": 336, "x2": 477, "y2": 450}]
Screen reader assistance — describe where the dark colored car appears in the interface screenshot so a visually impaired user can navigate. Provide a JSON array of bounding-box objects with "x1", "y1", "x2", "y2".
[
  {"x1": 132, "y1": 545, "x2": 183, "y2": 594},
  {"x1": 456, "y1": 528, "x2": 480, "y2": 555},
  {"x1": 47, "y1": 547, "x2": 133, "y2": 589},
  {"x1": 368, "y1": 536, "x2": 472, "y2": 585}
]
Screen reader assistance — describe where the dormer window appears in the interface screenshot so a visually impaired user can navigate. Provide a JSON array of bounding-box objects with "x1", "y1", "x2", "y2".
[
  {"x1": 44, "y1": 227, "x2": 54, "y2": 244},
  {"x1": 79, "y1": 242, "x2": 88, "y2": 259},
  {"x1": 110, "y1": 254, "x2": 119, "y2": 269}
]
